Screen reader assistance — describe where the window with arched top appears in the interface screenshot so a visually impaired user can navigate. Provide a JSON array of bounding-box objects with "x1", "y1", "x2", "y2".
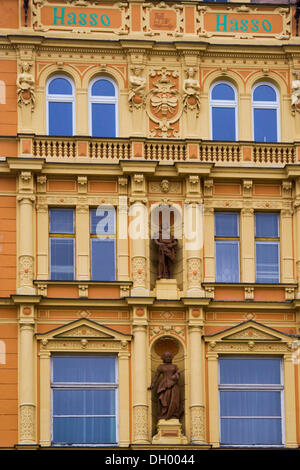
[
  {"x1": 252, "y1": 82, "x2": 280, "y2": 143},
  {"x1": 210, "y1": 81, "x2": 238, "y2": 141},
  {"x1": 46, "y1": 75, "x2": 75, "y2": 136},
  {"x1": 89, "y1": 77, "x2": 118, "y2": 138}
]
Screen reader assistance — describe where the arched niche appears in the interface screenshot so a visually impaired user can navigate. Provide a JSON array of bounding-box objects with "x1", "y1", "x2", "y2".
[{"x1": 149, "y1": 335, "x2": 185, "y2": 437}]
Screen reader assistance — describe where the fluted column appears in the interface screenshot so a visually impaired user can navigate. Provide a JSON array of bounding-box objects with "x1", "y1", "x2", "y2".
[
  {"x1": 284, "y1": 353, "x2": 298, "y2": 448},
  {"x1": 189, "y1": 326, "x2": 205, "y2": 443},
  {"x1": 207, "y1": 351, "x2": 219, "y2": 447},
  {"x1": 132, "y1": 324, "x2": 149, "y2": 443},
  {"x1": 19, "y1": 319, "x2": 36, "y2": 444},
  {"x1": 17, "y1": 195, "x2": 35, "y2": 294},
  {"x1": 39, "y1": 350, "x2": 51, "y2": 446},
  {"x1": 118, "y1": 345, "x2": 131, "y2": 446}
]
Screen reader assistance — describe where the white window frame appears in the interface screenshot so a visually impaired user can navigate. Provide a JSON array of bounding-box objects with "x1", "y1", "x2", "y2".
[
  {"x1": 218, "y1": 355, "x2": 285, "y2": 448},
  {"x1": 88, "y1": 76, "x2": 119, "y2": 137},
  {"x1": 46, "y1": 75, "x2": 76, "y2": 136},
  {"x1": 254, "y1": 212, "x2": 280, "y2": 284},
  {"x1": 209, "y1": 80, "x2": 238, "y2": 141},
  {"x1": 252, "y1": 81, "x2": 281, "y2": 143},
  {"x1": 214, "y1": 212, "x2": 240, "y2": 283},
  {"x1": 50, "y1": 354, "x2": 119, "y2": 447},
  {"x1": 49, "y1": 208, "x2": 75, "y2": 281}
]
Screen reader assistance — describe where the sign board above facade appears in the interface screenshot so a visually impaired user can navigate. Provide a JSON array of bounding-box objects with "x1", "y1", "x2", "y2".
[{"x1": 30, "y1": 1, "x2": 294, "y2": 41}]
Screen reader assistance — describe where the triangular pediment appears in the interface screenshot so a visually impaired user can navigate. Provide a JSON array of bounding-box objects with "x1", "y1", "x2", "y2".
[
  {"x1": 204, "y1": 320, "x2": 293, "y2": 343},
  {"x1": 36, "y1": 318, "x2": 132, "y2": 342}
]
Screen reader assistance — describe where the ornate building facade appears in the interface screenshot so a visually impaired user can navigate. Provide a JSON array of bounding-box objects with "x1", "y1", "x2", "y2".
[{"x1": 0, "y1": 0, "x2": 300, "y2": 449}]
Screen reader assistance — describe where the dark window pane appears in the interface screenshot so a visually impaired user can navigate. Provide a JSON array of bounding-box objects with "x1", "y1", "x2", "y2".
[
  {"x1": 256, "y1": 242, "x2": 279, "y2": 283},
  {"x1": 50, "y1": 238, "x2": 74, "y2": 280},
  {"x1": 212, "y1": 83, "x2": 235, "y2": 101},
  {"x1": 91, "y1": 79, "x2": 115, "y2": 97},
  {"x1": 53, "y1": 417, "x2": 116, "y2": 444},
  {"x1": 92, "y1": 103, "x2": 116, "y2": 137},
  {"x1": 90, "y1": 209, "x2": 115, "y2": 235},
  {"x1": 49, "y1": 102, "x2": 73, "y2": 136},
  {"x1": 253, "y1": 85, "x2": 276, "y2": 102},
  {"x1": 220, "y1": 418, "x2": 282, "y2": 445},
  {"x1": 50, "y1": 209, "x2": 74, "y2": 234},
  {"x1": 91, "y1": 239, "x2": 115, "y2": 281},
  {"x1": 253, "y1": 108, "x2": 277, "y2": 142},
  {"x1": 255, "y1": 213, "x2": 278, "y2": 238},
  {"x1": 48, "y1": 78, "x2": 73, "y2": 95},
  {"x1": 53, "y1": 390, "x2": 116, "y2": 415},
  {"x1": 52, "y1": 356, "x2": 116, "y2": 383},
  {"x1": 219, "y1": 358, "x2": 281, "y2": 384},
  {"x1": 212, "y1": 107, "x2": 236, "y2": 141},
  {"x1": 220, "y1": 391, "x2": 281, "y2": 417},
  {"x1": 215, "y1": 212, "x2": 238, "y2": 237},
  {"x1": 215, "y1": 241, "x2": 239, "y2": 282}
]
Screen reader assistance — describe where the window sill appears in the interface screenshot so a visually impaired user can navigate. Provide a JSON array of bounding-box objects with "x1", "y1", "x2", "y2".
[
  {"x1": 33, "y1": 280, "x2": 132, "y2": 299},
  {"x1": 202, "y1": 282, "x2": 297, "y2": 302}
]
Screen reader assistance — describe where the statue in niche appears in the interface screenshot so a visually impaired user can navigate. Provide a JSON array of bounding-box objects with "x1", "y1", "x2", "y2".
[
  {"x1": 17, "y1": 62, "x2": 35, "y2": 109},
  {"x1": 148, "y1": 351, "x2": 183, "y2": 420},
  {"x1": 128, "y1": 66, "x2": 146, "y2": 110},
  {"x1": 183, "y1": 67, "x2": 200, "y2": 116},
  {"x1": 154, "y1": 229, "x2": 177, "y2": 279}
]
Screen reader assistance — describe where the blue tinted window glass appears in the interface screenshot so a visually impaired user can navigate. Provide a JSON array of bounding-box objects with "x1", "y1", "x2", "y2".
[
  {"x1": 53, "y1": 390, "x2": 116, "y2": 415},
  {"x1": 256, "y1": 242, "x2": 279, "y2": 283},
  {"x1": 212, "y1": 107, "x2": 236, "y2": 141},
  {"x1": 253, "y1": 85, "x2": 276, "y2": 102},
  {"x1": 254, "y1": 108, "x2": 277, "y2": 142},
  {"x1": 90, "y1": 209, "x2": 115, "y2": 235},
  {"x1": 220, "y1": 418, "x2": 282, "y2": 445},
  {"x1": 53, "y1": 356, "x2": 116, "y2": 383},
  {"x1": 50, "y1": 209, "x2": 74, "y2": 234},
  {"x1": 215, "y1": 241, "x2": 239, "y2": 282},
  {"x1": 91, "y1": 239, "x2": 115, "y2": 281},
  {"x1": 91, "y1": 79, "x2": 115, "y2": 97},
  {"x1": 212, "y1": 83, "x2": 235, "y2": 101},
  {"x1": 255, "y1": 213, "x2": 278, "y2": 238},
  {"x1": 49, "y1": 102, "x2": 73, "y2": 136},
  {"x1": 50, "y1": 238, "x2": 74, "y2": 280},
  {"x1": 220, "y1": 391, "x2": 281, "y2": 417},
  {"x1": 219, "y1": 358, "x2": 281, "y2": 384},
  {"x1": 92, "y1": 103, "x2": 116, "y2": 137},
  {"x1": 215, "y1": 212, "x2": 238, "y2": 237},
  {"x1": 53, "y1": 417, "x2": 116, "y2": 444},
  {"x1": 48, "y1": 78, "x2": 72, "y2": 95}
]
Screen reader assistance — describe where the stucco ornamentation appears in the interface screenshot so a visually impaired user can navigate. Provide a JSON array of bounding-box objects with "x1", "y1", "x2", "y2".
[
  {"x1": 190, "y1": 406, "x2": 205, "y2": 443},
  {"x1": 20, "y1": 404, "x2": 35, "y2": 443},
  {"x1": 183, "y1": 67, "x2": 200, "y2": 116},
  {"x1": 129, "y1": 66, "x2": 146, "y2": 110},
  {"x1": 292, "y1": 78, "x2": 300, "y2": 114},
  {"x1": 17, "y1": 62, "x2": 35, "y2": 110},
  {"x1": 134, "y1": 405, "x2": 149, "y2": 442}
]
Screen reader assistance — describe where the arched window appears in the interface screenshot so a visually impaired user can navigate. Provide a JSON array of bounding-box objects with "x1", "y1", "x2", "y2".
[
  {"x1": 46, "y1": 75, "x2": 75, "y2": 136},
  {"x1": 210, "y1": 81, "x2": 238, "y2": 141},
  {"x1": 89, "y1": 77, "x2": 118, "y2": 137},
  {"x1": 252, "y1": 82, "x2": 280, "y2": 142}
]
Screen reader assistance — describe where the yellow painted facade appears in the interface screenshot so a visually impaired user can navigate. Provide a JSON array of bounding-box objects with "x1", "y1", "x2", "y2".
[{"x1": 0, "y1": 0, "x2": 300, "y2": 449}]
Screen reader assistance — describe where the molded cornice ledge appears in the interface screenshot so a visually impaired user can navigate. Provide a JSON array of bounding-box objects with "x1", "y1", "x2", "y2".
[{"x1": 6, "y1": 157, "x2": 44, "y2": 172}]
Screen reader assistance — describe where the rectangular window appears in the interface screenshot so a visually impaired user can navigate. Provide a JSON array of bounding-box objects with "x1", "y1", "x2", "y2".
[
  {"x1": 91, "y1": 103, "x2": 116, "y2": 138},
  {"x1": 212, "y1": 107, "x2": 236, "y2": 141},
  {"x1": 255, "y1": 213, "x2": 279, "y2": 283},
  {"x1": 215, "y1": 212, "x2": 240, "y2": 282},
  {"x1": 90, "y1": 208, "x2": 116, "y2": 281},
  {"x1": 51, "y1": 355, "x2": 118, "y2": 445},
  {"x1": 219, "y1": 357, "x2": 283, "y2": 446},
  {"x1": 50, "y1": 208, "x2": 75, "y2": 280}
]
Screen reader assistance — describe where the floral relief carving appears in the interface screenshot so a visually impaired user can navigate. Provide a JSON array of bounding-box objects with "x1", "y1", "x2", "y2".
[
  {"x1": 134, "y1": 405, "x2": 148, "y2": 442},
  {"x1": 20, "y1": 404, "x2": 35, "y2": 443},
  {"x1": 132, "y1": 257, "x2": 147, "y2": 288},
  {"x1": 150, "y1": 325, "x2": 185, "y2": 340},
  {"x1": 190, "y1": 406, "x2": 205, "y2": 443},
  {"x1": 19, "y1": 256, "x2": 34, "y2": 287},
  {"x1": 187, "y1": 258, "x2": 202, "y2": 288}
]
